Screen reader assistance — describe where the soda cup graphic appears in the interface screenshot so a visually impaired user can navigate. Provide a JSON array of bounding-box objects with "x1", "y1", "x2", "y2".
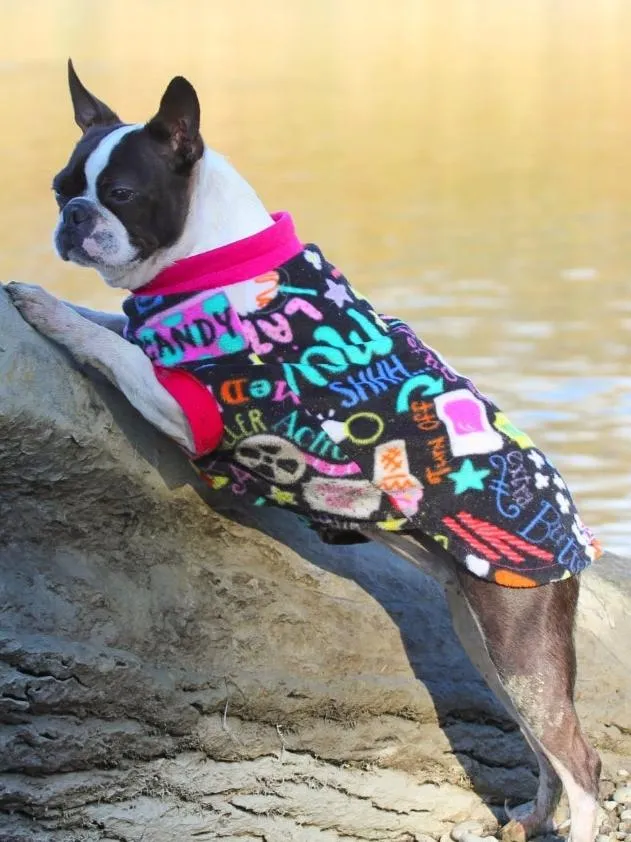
[{"x1": 434, "y1": 390, "x2": 503, "y2": 457}]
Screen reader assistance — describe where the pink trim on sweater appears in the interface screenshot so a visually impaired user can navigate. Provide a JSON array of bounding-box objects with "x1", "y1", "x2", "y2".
[{"x1": 136, "y1": 212, "x2": 302, "y2": 296}]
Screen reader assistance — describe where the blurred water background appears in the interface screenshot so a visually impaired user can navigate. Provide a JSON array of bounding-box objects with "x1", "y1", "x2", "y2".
[{"x1": 1, "y1": 0, "x2": 629, "y2": 555}]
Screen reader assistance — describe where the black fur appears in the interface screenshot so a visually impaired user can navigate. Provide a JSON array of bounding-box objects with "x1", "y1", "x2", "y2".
[{"x1": 53, "y1": 63, "x2": 204, "y2": 266}]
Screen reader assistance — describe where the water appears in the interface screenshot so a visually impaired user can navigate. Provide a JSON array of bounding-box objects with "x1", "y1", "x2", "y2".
[{"x1": 1, "y1": 0, "x2": 629, "y2": 555}]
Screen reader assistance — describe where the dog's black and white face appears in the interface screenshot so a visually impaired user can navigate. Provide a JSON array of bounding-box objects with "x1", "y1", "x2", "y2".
[{"x1": 53, "y1": 61, "x2": 204, "y2": 287}]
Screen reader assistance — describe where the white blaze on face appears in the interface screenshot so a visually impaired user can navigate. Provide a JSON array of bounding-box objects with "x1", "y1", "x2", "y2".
[{"x1": 77, "y1": 124, "x2": 143, "y2": 271}]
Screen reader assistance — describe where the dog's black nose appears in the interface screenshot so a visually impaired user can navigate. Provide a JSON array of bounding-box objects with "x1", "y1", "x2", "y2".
[
  {"x1": 56, "y1": 197, "x2": 97, "y2": 261},
  {"x1": 62, "y1": 198, "x2": 93, "y2": 227}
]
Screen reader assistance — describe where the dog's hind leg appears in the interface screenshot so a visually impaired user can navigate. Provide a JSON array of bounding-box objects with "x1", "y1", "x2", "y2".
[
  {"x1": 362, "y1": 529, "x2": 600, "y2": 842},
  {"x1": 449, "y1": 572, "x2": 601, "y2": 842}
]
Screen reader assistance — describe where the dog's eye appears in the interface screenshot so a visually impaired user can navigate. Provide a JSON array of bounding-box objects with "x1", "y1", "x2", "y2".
[
  {"x1": 108, "y1": 187, "x2": 136, "y2": 203},
  {"x1": 53, "y1": 190, "x2": 68, "y2": 208}
]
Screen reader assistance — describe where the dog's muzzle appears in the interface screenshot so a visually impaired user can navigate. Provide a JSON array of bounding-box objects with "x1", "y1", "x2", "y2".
[{"x1": 55, "y1": 198, "x2": 98, "y2": 261}]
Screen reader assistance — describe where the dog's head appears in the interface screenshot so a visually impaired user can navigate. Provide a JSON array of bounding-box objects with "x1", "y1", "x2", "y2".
[{"x1": 53, "y1": 61, "x2": 204, "y2": 287}]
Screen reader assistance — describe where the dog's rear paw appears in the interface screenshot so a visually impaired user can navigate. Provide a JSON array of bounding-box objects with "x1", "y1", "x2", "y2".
[
  {"x1": 501, "y1": 819, "x2": 528, "y2": 842},
  {"x1": 501, "y1": 801, "x2": 556, "y2": 842}
]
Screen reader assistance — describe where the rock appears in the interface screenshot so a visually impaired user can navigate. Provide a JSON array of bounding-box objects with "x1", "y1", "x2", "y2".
[
  {"x1": 605, "y1": 801, "x2": 621, "y2": 811},
  {"x1": 0, "y1": 282, "x2": 630, "y2": 842},
  {"x1": 596, "y1": 835, "x2": 611, "y2": 842},
  {"x1": 600, "y1": 806, "x2": 613, "y2": 824},
  {"x1": 622, "y1": 810, "x2": 631, "y2": 821},
  {"x1": 451, "y1": 820, "x2": 486, "y2": 840},
  {"x1": 603, "y1": 779, "x2": 619, "y2": 801},
  {"x1": 620, "y1": 769, "x2": 630, "y2": 778},
  {"x1": 614, "y1": 787, "x2": 631, "y2": 804}
]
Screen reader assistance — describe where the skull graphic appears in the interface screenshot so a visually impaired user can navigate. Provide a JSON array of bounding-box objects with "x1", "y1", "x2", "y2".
[{"x1": 235, "y1": 435, "x2": 306, "y2": 486}]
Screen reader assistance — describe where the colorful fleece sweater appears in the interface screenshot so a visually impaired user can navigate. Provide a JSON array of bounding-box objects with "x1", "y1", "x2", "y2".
[{"x1": 123, "y1": 212, "x2": 601, "y2": 587}]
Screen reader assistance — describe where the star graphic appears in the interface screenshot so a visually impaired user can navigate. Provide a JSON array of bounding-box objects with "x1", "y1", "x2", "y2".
[
  {"x1": 534, "y1": 472, "x2": 549, "y2": 489},
  {"x1": 553, "y1": 474, "x2": 566, "y2": 490},
  {"x1": 448, "y1": 459, "x2": 490, "y2": 494},
  {"x1": 556, "y1": 492, "x2": 571, "y2": 514},
  {"x1": 527, "y1": 450, "x2": 546, "y2": 470},
  {"x1": 376, "y1": 517, "x2": 407, "y2": 531},
  {"x1": 207, "y1": 474, "x2": 230, "y2": 490},
  {"x1": 270, "y1": 486, "x2": 297, "y2": 506},
  {"x1": 323, "y1": 278, "x2": 352, "y2": 308}
]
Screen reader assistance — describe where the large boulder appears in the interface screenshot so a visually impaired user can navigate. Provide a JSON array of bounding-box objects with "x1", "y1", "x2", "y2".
[{"x1": 0, "y1": 286, "x2": 629, "y2": 841}]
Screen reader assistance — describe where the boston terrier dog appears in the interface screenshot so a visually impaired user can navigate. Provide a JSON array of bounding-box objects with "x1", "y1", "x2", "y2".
[{"x1": 7, "y1": 62, "x2": 602, "y2": 842}]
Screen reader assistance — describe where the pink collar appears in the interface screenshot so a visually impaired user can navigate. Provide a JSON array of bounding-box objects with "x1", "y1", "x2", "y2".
[{"x1": 135, "y1": 211, "x2": 302, "y2": 296}]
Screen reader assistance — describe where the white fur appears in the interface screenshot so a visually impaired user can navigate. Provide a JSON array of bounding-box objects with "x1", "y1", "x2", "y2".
[
  {"x1": 84, "y1": 124, "x2": 143, "y2": 200},
  {"x1": 548, "y1": 755, "x2": 599, "y2": 842},
  {"x1": 113, "y1": 147, "x2": 274, "y2": 291}
]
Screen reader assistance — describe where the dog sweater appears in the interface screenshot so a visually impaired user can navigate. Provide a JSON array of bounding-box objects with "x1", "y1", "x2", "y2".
[{"x1": 123, "y1": 212, "x2": 601, "y2": 587}]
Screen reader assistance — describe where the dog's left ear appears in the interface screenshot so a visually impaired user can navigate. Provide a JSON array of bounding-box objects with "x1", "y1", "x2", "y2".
[
  {"x1": 147, "y1": 76, "x2": 203, "y2": 169},
  {"x1": 68, "y1": 59, "x2": 121, "y2": 133}
]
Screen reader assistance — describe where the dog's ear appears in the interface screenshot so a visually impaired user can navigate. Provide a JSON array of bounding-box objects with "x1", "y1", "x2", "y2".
[
  {"x1": 67, "y1": 59, "x2": 120, "y2": 133},
  {"x1": 146, "y1": 76, "x2": 203, "y2": 169}
]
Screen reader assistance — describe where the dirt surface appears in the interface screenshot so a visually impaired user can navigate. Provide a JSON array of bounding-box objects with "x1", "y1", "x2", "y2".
[{"x1": 1, "y1": 288, "x2": 629, "y2": 841}]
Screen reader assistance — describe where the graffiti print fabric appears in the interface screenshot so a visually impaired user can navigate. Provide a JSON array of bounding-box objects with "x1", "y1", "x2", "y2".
[{"x1": 123, "y1": 213, "x2": 600, "y2": 588}]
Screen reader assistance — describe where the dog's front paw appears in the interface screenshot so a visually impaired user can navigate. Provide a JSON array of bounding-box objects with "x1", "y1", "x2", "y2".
[{"x1": 5, "y1": 282, "x2": 69, "y2": 338}]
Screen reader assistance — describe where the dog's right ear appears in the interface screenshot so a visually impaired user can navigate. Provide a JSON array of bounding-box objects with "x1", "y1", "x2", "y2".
[
  {"x1": 67, "y1": 59, "x2": 120, "y2": 133},
  {"x1": 146, "y1": 76, "x2": 203, "y2": 170}
]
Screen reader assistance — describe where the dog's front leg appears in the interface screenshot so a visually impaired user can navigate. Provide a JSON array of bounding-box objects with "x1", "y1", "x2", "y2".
[
  {"x1": 6, "y1": 282, "x2": 194, "y2": 452},
  {"x1": 63, "y1": 302, "x2": 128, "y2": 336}
]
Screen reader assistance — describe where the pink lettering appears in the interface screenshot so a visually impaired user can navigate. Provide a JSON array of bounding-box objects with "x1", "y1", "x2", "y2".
[
  {"x1": 241, "y1": 319, "x2": 272, "y2": 355},
  {"x1": 258, "y1": 313, "x2": 293, "y2": 344},
  {"x1": 284, "y1": 297, "x2": 323, "y2": 321},
  {"x1": 273, "y1": 380, "x2": 301, "y2": 405}
]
